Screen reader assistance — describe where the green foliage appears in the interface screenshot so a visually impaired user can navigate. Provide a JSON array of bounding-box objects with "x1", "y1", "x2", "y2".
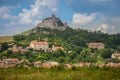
[
  {"x1": 112, "y1": 58, "x2": 120, "y2": 63},
  {"x1": 13, "y1": 35, "x2": 26, "y2": 41},
  {"x1": 98, "y1": 49, "x2": 113, "y2": 59},
  {"x1": 0, "y1": 67, "x2": 120, "y2": 80},
  {"x1": 1, "y1": 42, "x2": 9, "y2": 51},
  {"x1": 1, "y1": 27, "x2": 120, "y2": 63}
]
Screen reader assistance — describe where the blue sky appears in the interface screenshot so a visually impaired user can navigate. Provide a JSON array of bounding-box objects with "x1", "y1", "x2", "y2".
[{"x1": 0, "y1": 0, "x2": 120, "y2": 36}]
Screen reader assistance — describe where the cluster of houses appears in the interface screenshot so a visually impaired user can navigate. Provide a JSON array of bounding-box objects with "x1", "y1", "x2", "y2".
[
  {"x1": 29, "y1": 41, "x2": 104, "y2": 52},
  {"x1": 0, "y1": 51, "x2": 120, "y2": 68},
  {"x1": 64, "y1": 62, "x2": 120, "y2": 68},
  {"x1": 0, "y1": 41, "x2": 120, "y2": 68},
  {"x1": 1, "y1": 57, "x2": 120, "y2": 68},
  {"x1": 2, "y1": 40, "x2": 64, "y2": 53},
  {"x1": 30, "y1": 40, "x2": 64, "y2": 52},
  {"x1": 34, "y1": 61, "x2": 59, "y2": 68},
  {"x1": 0, "y1": 58, "x2": 19, "y2": 68},
  {"x1": 0, "y1": 58, "x2": 31, "y2": 68}
]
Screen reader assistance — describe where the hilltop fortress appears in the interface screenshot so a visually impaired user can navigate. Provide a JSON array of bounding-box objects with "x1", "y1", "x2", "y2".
[{"x1": 37, "y1": 14, "x2": 68, "y2": 30}]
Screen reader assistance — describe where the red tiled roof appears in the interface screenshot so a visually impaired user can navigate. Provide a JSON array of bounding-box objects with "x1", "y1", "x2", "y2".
[
  {"x1": 31, "y1": 41, "x2": 48, "y2": 45},
  {"x1": 5, "y1": 58, "x2": 19, "y2": 61},
  {"x1": 34, "y1": 61, "x2": 42, "y2": 64},
  {"x1": 12, "y1": 49, "x2": 19, "y2": 53},
  {"x1": 112, "y1": 53, "x2": 120, "y2": 57}
]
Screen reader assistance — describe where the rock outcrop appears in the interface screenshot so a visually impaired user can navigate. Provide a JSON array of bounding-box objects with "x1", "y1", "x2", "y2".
[{"x1": 37, "y1": 14, "x2": 67, "y2": 30}]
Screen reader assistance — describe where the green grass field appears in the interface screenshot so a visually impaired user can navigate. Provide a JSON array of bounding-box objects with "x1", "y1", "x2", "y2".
[
  {"x1": 0, "y1": 67, "x2": 120, "y2": 80},
  {"x1": 0, "y1": 36, "x2": 13, "y2": 43}
]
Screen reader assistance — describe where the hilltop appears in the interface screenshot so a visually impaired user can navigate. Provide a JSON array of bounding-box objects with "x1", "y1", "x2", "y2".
[
  {"x1": 21, "y1": 14, "x2": 68, "y2": 35},
  {"x1": 34, "y1": 14, "x2": 67, "y2": 31}
]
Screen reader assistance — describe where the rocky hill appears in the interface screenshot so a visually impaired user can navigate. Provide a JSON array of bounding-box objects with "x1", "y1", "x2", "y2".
[{"x1": 36, "y1": 14, "x2": 68, "y2": 30}]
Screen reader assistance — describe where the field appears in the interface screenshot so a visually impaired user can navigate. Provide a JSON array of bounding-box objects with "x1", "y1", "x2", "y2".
[
  {"x1": 0, "y1": 67, "x2": 120, "y2": 80},
  {"x1": 0, "y1": 36, "x2": 13, "y2": 43}
]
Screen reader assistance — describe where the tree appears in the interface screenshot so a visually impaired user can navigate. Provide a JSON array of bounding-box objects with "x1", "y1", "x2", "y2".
[
  {"x1": 98, "y1": 49, "x2": 113, "y2": 59},
  {"x1": 7, "y1": 50, "x2": 13, "y2": 56},
  {"x1": 1, "y1": 42, "x2": 9, "y2": 51},
  {"x1": 13, "y1": 35, "x2": 26, "y2": 41}
]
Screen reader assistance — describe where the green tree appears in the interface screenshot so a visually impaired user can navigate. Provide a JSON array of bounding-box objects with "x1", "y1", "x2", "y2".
[
  {"x1": 1, "y1": 42, "x2": 9, "y2": 51},
  {"x1": 98, "y1": 49, "x2": 113, "y2": 59},
  {"x1": 13, "y1": 35, "x2": 26, "y2": 41}
]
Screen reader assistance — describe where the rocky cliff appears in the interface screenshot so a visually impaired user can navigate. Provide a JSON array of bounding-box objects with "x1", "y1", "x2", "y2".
[{"x1": 37, "y1": 14, "x2": 68, "y2": 30}]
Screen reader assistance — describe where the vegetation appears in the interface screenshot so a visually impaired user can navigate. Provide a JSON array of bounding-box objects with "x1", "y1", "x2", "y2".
[
  {"x1": 0, "y1": 36, "x2": 13, "y2": 43},
  {"x1": 19, "y1": 27, "x2": 120, "y2": 50},
  {"x1": 0, "y1": 67, "x2": 120, "y2": 80},
  {"x1": 0, "y1": 27, "x2": 120, "y2": 63}
]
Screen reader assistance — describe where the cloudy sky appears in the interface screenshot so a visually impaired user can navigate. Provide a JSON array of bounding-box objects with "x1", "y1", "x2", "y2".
[{"x1": 0, "y1": 0, "x2": 120, "y2": 36}]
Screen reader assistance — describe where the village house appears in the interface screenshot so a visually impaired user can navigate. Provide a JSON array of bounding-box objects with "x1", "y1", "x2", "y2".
[
  {"x1": 106, "y1": 63, "x2": 119, "y2": 67},
  {"x1": 12, "y1": 49, "x2": 19, "y2": 53},
  {"x1": 2, "y1": 58, "x2": 19, "y2": 68},
  {"x1": 34, "y1": 61, "x2": 42, "y2": 68},
  {"x1": 48, "y1": 61, "x2": 59, "y2": 67},
  {"x1": 13, "y1": 45, "x2": 17, "y2": 50},
  {"x1": 42, "y1": 61, "x2": 59, "y2": 68},
  {"x1": 87, "y1": 42, "x2": 105, "y2": 49},
  {"x1": 52, "y1": 45, "x2": 64, "y2": 51},
  {"x1": 42, "y1": 62, "x2": 51, "y2": 68},
  {"x1": 3, "y1": 58, "x2": 19, "y2": 64},
  {"x1": 111, "y1": 53, "x2": 120, "y2": 60},
  {"x1": 30, "y1": 41, "x2": 49, "y2": 51},
  {"x1": 64, "y1": 64, "x2": 72, "y2": 69},
  {"x1": 8, "y1": 45, "x2": 28, "y2": 53},
  {"x1": 12, "y1": 45, "x2": 20, "y2": 53}
]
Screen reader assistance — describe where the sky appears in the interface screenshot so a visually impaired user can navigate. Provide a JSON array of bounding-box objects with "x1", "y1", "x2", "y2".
[{"x1": 0, "y1": 0, "x2": 120, "y2": 36}]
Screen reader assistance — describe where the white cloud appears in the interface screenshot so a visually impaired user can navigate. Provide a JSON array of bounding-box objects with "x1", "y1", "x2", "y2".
[
  {"x1": 0, "y1": 0, "x2": 58, "y2": 35},
  {"x1": 72, "y1": 13, "x2": 96, "y2": 26},
  {"x1": 19, "y1": 0, "x2": 58, "y2": 25},
  {"x1": 96, "y1": 24, "x2": 109, "y2": 33},
  {"x1": 95, "y1": 24, "x2": 117, "y2": 34},
  {"x1": 71, "y1": 13, "x2": 119, "y2": 34}
]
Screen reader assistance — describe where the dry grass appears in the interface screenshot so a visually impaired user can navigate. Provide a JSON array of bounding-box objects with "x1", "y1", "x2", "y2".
[
  {"x1": 0, "y1": 67, "x2": 120, "y2": 80},
  {"x1": 0, "y1": 36, "x2": 13, "y2": 43}
]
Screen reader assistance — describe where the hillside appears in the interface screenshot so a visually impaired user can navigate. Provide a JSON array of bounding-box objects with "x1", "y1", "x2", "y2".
[
  {"x1": 9, "y1": 27, "x2": 120, "y2": 63},
  {"x1": 0, "y1": 36, "x2": 13, "y2": 43},
  {"x1": 20, "y1": 26, "x2": 120, "y2": 49}
]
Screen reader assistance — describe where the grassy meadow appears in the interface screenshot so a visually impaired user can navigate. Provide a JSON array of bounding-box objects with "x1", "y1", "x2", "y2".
[
  {"x1": 0, "y1": 67, "x2": 120, "y2": 80},
  {"x1": 0, "y1": 36, "x2": 13, "y2": 43}
]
